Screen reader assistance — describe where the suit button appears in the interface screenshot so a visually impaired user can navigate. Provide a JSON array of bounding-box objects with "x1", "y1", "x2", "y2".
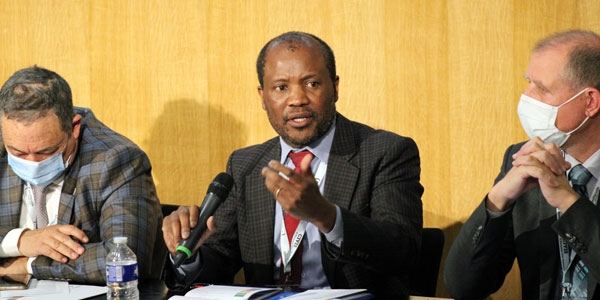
[{"x1": 472, "y1": 225, "x2": 483, "y2": 243}]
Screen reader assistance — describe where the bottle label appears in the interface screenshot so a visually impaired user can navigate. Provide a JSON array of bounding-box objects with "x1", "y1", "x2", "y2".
[{"x1": 106, "y1": 264, "x2": 138, "y2": 283}]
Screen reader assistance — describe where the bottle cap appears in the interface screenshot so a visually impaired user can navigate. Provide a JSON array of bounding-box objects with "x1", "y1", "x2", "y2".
[{"x1": 113, "y1": 237, "x2": 128, "y2": 244}]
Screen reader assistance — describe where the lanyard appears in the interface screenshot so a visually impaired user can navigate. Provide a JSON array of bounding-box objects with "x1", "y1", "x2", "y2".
[
  {"x1": 279, "y1": 158, "x2": 327, "y2": 274},
  {"x1": 556, "y1": 210, "x2": 577, "y2": 298},
  {"x1": 556, "y1": 176, "x2": 599, "y2": 298}
]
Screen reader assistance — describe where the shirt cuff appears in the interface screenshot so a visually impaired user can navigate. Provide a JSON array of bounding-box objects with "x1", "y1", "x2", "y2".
[
  {"x1": 323, "y1": 205, "x2": 344, "y2": 247},
  {"x1": 0, "y1": 228, "x2": 26, "y2": 257},
  {"x1": 169, "y1": 251, "x2": 201, "y2": 277},
  {"x1": 26, "y1": 257, "x2": 35, "y2": 274},
  {"x1": 486, "y1": 207, "x2": 511, "y2": 219}
]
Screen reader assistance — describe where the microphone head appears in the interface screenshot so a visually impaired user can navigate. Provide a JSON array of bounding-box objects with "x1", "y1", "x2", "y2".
[{"x1": 207, "y1": 172, "x2": 234, "y2": 199}]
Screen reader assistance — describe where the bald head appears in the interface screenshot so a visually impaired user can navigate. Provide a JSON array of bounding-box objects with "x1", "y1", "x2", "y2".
[{"x1": 534, "y1": 30, "x2": 600, "y2": 91}]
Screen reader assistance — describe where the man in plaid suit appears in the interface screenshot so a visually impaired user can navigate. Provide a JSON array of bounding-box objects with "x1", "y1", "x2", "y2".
[
  {"x1": 163, "y1": 32, "x2": 423, "y2": 298},
  {"x1": 0, "y1": 66, "x2": 163, "y2": 284}
]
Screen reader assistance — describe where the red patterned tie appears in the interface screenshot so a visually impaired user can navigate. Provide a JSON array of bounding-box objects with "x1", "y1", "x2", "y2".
[{"x1": 280, "y1": 150, "x2": 311, "y2": 285}]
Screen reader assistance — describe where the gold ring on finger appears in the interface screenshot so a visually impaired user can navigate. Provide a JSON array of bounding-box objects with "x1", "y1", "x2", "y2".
[{"x1": 275, "y1": 187, "x2": 283, "y2": 198}]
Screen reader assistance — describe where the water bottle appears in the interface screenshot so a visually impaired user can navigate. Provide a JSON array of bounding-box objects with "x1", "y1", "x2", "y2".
[{"x1": 106, "y1": 237, "x2": 139, "y2": 300}]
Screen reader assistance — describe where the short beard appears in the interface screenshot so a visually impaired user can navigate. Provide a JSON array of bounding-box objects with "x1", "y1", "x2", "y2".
[{"x1": 281, "y1": 98, "x2": 336, "y2": 148}]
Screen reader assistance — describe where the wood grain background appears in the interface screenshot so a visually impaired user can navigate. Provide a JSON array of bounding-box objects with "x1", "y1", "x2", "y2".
[{"x1": 1, "y1": 0, "x2": 599, "y2": 298}]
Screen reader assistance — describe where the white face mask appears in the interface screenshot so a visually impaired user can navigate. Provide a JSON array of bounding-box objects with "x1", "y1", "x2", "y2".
[{"x1": 517, "y1": 88, "x2": 588, "y2": 147}]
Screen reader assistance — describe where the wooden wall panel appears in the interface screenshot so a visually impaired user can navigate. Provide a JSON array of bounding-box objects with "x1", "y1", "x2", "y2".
[
  {"x1": 89, "y1": 1, "x2": 211, "y2": 206},
  {"x1": 1, "y1": 0, "x2": 600, "y2": 298},
  {"x1": 0, "y1": 0, "x2": 91, "y2": 107}
]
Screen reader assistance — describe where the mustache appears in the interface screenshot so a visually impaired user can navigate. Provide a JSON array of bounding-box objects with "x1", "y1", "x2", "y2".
[{"x1": 283, "y1": 109, "x2": 317, "y2": 122}]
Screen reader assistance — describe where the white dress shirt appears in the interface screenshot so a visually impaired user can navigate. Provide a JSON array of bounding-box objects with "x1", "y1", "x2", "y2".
[
  {"x1": 274, "y1": 120, "x2": 344, "y2": 289},
  {"x1": 0, "y1": 178, "x2": 64, "y2": 274}
]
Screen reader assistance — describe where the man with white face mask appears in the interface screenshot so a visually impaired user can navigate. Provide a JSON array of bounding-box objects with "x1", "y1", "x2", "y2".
[
  {"x1": 0, "y1": 66, "x2": 164, "y2": 284},
  {"x1": 445, "y1": 30, "x2": 600, "y2": 300}
]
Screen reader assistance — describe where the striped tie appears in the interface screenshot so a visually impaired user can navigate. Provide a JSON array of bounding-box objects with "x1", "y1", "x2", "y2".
[{"x1": 564, "y1": 164, "x2": 592, "y2": 299}]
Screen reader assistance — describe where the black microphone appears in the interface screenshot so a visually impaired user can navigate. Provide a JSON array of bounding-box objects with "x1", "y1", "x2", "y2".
[{"x1": 172, "y1": 172, "x2": 234, "y2": 268}]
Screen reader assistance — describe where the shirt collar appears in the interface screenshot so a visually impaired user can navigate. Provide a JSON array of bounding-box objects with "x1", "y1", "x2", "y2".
[{"x1": 279, "y1": 117, "x2": 337, "y2": 164}]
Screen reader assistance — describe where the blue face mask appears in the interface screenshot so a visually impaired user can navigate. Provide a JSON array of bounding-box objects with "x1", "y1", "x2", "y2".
[{"x1": 7, "y1": 142, "x2": 71, "y2": 187}]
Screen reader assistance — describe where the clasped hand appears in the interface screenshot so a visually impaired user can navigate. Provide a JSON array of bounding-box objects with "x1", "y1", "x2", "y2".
[
  {"x1": 488, "y1": 137, "x2": 579, "y2": 213},
  {"x1": 261, "y1": 153, "x2": 336, "y2": 233},
  {"x1": 18, "y1": 224, "x2": 89, "y2": 263}
]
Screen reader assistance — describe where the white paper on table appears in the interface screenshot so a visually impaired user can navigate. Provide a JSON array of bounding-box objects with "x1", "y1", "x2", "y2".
[
  {"x1": 0, "y1": 279, "x2": 106, "y2": 300},
  {"x1": 0, "y1": 279, "x2": 67, "y2": 298},
  {"x1": 172, "y1": 285, "x2": 281, "y2": 300},
  {"x1": 68, "y1": 284, "x2": 107, "y2": 298},
  {"x1": 281, "y1": 289, "x2": 367, "y2": 300}
]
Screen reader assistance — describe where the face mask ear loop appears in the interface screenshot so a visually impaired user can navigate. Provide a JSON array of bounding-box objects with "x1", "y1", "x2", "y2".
[
  {"x1": 62, "y1": 140, "x2": 73, "y2": 170},
  {"x1": 566, "y1": 115, "x2": 590, "y2": 135},
  {"x1": 559, "y1": 88, "x2": 590, "y2": 136},
  {"x1": 557, "y1": 88, "x2": 588, "y2": 109}
]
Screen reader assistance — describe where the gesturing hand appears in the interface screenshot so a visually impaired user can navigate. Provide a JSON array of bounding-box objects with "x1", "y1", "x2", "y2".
[
  {"x1": 261, "y1": 153, "x2": 336, "y2": 233},
  {"x1": 18, "y1": 225, "x2": 89, "y2": 263}
]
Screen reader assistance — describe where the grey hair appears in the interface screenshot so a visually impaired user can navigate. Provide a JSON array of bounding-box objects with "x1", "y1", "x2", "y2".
[
  {"x1": 534, "y1": 30, "x2": 600, "y2": 91},
  {"x1": 0, "y1": 66, "x2": 74, "y2": 133}
]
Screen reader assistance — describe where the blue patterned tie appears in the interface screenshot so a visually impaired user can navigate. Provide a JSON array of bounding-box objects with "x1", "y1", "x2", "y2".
[
  {"x1": 569, "y1": 164, "x2": 592, "y2": 199},
  {"x1": 565, "y1": 164, "x2": 592, "y2": 299}
]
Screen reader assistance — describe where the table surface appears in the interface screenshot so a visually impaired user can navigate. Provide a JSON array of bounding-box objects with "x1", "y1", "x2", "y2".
[
  {"x1": 90, "y1": 281, "x2": 455, "y2": 300},
  {"x1": 91, "y1": 279, "x2": 172, "y2": 300}
]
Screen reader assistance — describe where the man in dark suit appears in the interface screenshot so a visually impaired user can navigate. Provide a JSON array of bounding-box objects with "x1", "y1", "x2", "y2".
[
  {"x1": 445, "y1": 30, "x2": 600, "y2": 299},
  {"x1": 162, "y1": 32, "x2": 423, "y2": 298},
  {"x1": 0, "y1": 66, "x2": 163, "y2": 284}
]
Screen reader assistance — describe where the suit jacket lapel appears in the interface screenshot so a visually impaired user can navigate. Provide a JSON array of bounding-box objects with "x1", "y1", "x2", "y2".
[
  {"x1": 0, "y1": 166, "x2": 23, "y2": 229},
  {"x1": 324, "y1": 114, "x2": 359, "y2": 209},
  {"x1": 57, "y1": 136, "x2": 83, "y2": 227},
  {"x1": 245, "y1": 141, "x2": 280, "y2": 269}
]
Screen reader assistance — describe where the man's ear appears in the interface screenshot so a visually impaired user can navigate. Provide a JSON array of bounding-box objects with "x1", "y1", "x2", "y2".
[
  {"x1": 71, "y1": 114, "x2": 82, "y2": 139},
  {"x1": 258, "y1": 85, "x2": 266, "y2": 110},
  {"x1": 585, "y1": 88, "x2": 600, "y2": 118}
]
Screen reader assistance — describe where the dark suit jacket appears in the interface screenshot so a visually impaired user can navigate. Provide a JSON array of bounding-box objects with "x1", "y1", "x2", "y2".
[
  {"x1": 445, "y1": 142, "x2": 600, "y2": 300},
  {"x1": 168, "y1": 114, "x2": 423, "y2": 298},
  {"x1": 0, "y1": 107, "x2": 164, "y2": 284}
]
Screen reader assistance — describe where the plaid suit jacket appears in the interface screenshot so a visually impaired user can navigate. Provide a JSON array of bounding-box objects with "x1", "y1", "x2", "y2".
[
  {"x1": 0, "y1": 107, "x2": 163, "y2": 284},
  {"x1": 445, "y1": 142, "x2": 600, "y2": 300},
  {"x1": 170, "y1": 114, "x2": 423, "y2": 298}
]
